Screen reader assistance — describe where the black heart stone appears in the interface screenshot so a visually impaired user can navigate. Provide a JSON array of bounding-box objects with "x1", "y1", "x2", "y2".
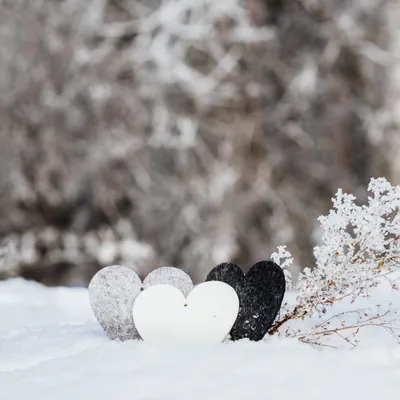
[{"x1": 206, "y1": 260, "x2": 285, "y2": 341}]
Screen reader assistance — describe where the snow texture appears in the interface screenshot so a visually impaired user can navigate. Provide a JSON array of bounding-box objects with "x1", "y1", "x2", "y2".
[
  {"x1": 2, "y1": 278, "x2": 400, "y2": 400},
  {"x1": 206, "y1": 261, "x2": 285, "y2": 341},
  {"x1": 89, "y1": 265, "x2": 193, "y2": 341}
]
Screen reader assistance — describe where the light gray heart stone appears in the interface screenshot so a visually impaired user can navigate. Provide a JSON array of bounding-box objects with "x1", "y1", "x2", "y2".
[
  {"x1": 143, "y1": 266, "x2": 194, "y2": 297},
  {"x1": 89, "y1": 265, "x2": 194, "y2": 341},
  {"x1": 89, "y1": 265, "x2": 142, "y2": 341}
]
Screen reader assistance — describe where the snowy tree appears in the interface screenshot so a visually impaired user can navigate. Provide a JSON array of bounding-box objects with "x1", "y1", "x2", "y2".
[{"x1": 0, "y1": 0, "x2": 398, "y2": 285}]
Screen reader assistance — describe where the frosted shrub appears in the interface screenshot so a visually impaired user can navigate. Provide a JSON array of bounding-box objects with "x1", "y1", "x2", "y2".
[{"x1": 271, "y1": 177, "x2": 400, "y2": 346}]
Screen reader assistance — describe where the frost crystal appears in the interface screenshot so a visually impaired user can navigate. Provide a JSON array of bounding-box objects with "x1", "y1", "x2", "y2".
[{"x1": 271, "y1": 245, "x2": 293, "y2": 290}]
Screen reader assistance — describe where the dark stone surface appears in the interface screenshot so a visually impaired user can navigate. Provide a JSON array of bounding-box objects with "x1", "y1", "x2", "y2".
[{"x1": 206, "y1": 261, "x2": 285, "y2": 341}]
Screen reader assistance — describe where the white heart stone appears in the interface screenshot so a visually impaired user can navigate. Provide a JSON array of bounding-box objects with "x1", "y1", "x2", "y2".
[
  {"x1": 132, "y1": 281, "x2": 239, "y2": 345},
  {"x1": 89, "y1": 265, "x2": 194, "y2": 341}
]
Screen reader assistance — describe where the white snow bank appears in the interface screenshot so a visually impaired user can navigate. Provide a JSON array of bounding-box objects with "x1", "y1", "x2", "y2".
[{"x1": 1, "y1": 278, "x2": 400, "y2": 400}]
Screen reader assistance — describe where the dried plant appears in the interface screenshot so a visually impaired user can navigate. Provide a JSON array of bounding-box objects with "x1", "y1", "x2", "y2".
[{"x1": 271, "y1": 177, "x2": 400, "y2": 346}]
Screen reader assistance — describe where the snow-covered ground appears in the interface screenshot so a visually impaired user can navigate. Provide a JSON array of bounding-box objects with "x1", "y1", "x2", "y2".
[{"x1": 1, "y1": 278, "x2": 400, "y2": 400}]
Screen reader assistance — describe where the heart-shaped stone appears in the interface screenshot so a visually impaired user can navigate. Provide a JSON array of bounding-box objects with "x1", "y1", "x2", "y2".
[
  {"x1": 89, "y1": 265, "x2": 194, "y2": 341},
  {"x1": 132, "y1": 282, "x2": 239, "y2": 345},
  {"x1": 206, "y1": 260, "x2": 285, "y2": 341}
]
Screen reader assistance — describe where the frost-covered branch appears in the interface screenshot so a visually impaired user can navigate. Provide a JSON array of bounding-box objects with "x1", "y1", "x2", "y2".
[{"x1": 271, "y1": 177, "x2": 400, "y2": 345}]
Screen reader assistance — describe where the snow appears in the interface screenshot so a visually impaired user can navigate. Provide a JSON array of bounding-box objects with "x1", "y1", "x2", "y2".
[{"x1": 1, "y1": 278, "x2": 400, "y2": 400}]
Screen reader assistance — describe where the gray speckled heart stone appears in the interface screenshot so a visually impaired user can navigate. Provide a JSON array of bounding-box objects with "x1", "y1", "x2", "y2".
[{"x1": 143, "y1": 266, "x2": 193, "y2": 297}]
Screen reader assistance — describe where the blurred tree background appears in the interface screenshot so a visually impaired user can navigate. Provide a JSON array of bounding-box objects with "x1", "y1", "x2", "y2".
[{"x1": 0, "y1": 0, "x2": 399, "y2": 286}]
